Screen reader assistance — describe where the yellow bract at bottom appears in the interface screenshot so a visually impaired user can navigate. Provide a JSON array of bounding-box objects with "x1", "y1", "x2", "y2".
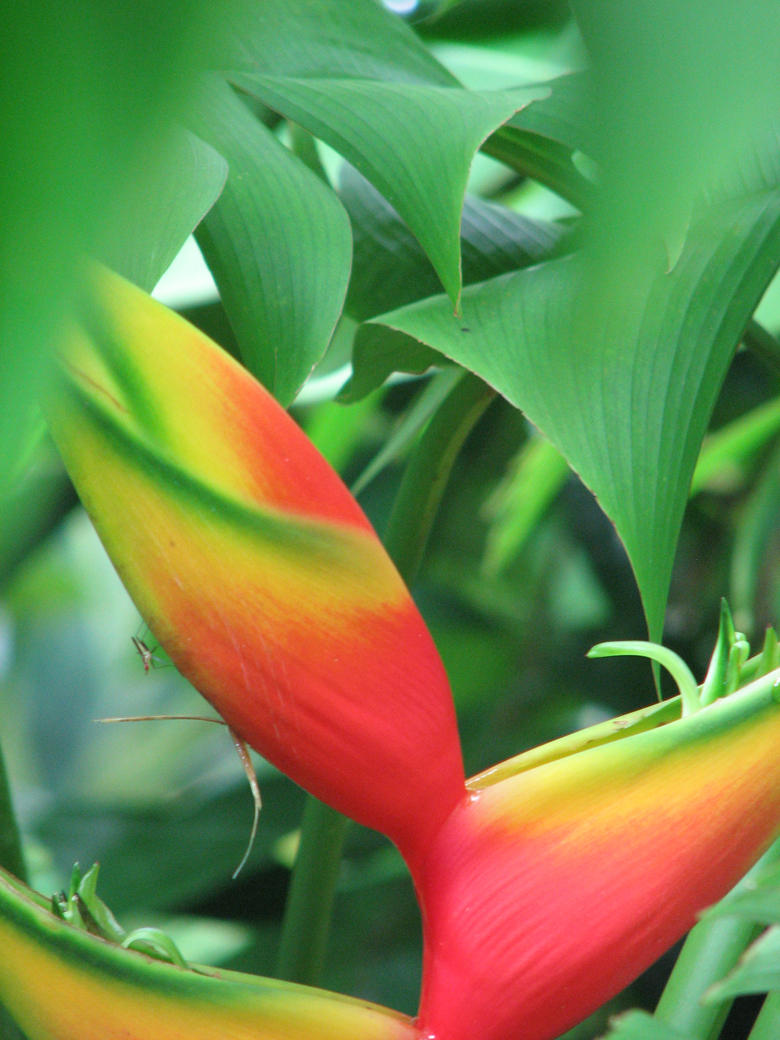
[{"x1": 0, "y1": 911, "x2": 417, "y2": 1040}]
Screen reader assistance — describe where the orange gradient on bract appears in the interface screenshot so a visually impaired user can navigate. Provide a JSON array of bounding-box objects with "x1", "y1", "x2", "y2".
[
  {"x1": 417, "y1": 680, "x2": 780, "y2": 1040},
  {"x1": 73, "y1": 267, "x2": 374, "y2": 531},
  {"x1": 48, "y1": 274, "x2": 465, "y2": 862}
]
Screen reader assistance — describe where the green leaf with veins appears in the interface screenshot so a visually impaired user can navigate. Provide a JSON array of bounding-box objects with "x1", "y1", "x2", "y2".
[
  {"x1": 232, "y1": 74, "x2": 549, "y2": 306},
  {"x1": 190, "y1": 76, "x2": 352, "y2": 406},
  {"x1": 352, "y1": 188, "x2": 780, "y2": 640},
  {"x1": 340, "y1": 164, "x2": 566, "y2": 323}
]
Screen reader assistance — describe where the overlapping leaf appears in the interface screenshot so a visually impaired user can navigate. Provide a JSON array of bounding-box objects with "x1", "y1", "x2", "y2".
[
  {"x1": 352, "y1": 188, "x2": 780, "y2": 639},
  {"x1": 191, "y1": 76, "x2": 352, "y2": 405},
  {"x1": 340, "y1": 164, "x2": 565, "y2": 322},
  {"x1": 482, "y1": 71, "x2": 594, "y2": 208},
  {"x1": 232, "y1": 74, "x2": 549, "y2": 306},
  {"x1": 97, "y1": 127, "x2": 227, "y2": 294}
]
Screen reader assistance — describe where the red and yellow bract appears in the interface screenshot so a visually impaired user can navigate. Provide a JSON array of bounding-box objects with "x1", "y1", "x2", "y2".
[
  {"x1": 48, "y1": 266, "x2": 464, "y2": 866},
  {"x1": 16, "y1": 266, "x2": 780, "y2": 1040}
]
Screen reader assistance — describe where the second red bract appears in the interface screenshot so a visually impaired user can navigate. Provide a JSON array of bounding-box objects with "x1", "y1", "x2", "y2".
[{"x1": 44, "y1": 267, "x2": 780, "y2": 1040}]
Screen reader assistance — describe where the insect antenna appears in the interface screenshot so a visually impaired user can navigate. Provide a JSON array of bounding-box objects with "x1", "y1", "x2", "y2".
[{"x1": 95, "y1": 714, "x2": 261, "y2": 877}]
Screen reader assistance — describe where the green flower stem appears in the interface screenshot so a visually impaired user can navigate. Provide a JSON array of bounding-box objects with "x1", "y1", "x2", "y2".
[
  {"x1": 274, "y1": 370, "x2": 494, "y2": 986},
  {"x1": 743, "y1": 319, "x2": 780, "y2": 381},
  {"x1": 654, "y1": 836, "x2": 780, "y2": 1039},
  {"x1": 274, "y1": 798, "x2": 349, "y2": 985},
  {"x1": 0, "y1": 738, "x2": 26, "y2": 883},
  {"x1": 383, "y1": 371, "x2": 496, "y2": 582},
  {"x1": 746, "y1": 992, "x2": 780, "y2": 1040}
]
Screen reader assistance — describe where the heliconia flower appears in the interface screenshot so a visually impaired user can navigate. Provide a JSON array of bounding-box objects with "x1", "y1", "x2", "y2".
[
  {"x1": 0, "y1": 866, "x2": 420, "y2": 1040},
  {"x1": 45, "y1": 265, "x2": 464, "y2": 870},
  {"x1": 41, "y1": 267, "x2": 780, "y2": 1040},
  {"x1": 414, "y1": 670, "x2": 780, "y2": 1040}
]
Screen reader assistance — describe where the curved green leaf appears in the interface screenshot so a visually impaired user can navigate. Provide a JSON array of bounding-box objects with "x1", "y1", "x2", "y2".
[
  {"x1": 341, "y1": 164, "x2": 565, "y2": 322},
  {"x1": 97, "y1": 127, "x2": 227, "y2": 294},
  {"x1": 482, "y1": 72, "x2": 594, "y2": 208},
  {"x1": 354, "y1": 188, "x2": 780, "y2": 640},
  {"x1": 191, "y1": 76, "x2": 352, "y2": 405},
  {"x1": 232, "y1": 74, "x2": 549, "y2": 306},
  {"x1": 229, "y1": 0, "x2": 456, "y2": 86}
]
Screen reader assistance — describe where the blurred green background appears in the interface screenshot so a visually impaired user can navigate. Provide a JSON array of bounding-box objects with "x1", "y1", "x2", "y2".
[{"x1": 5, "y1": 1, "x2": 780, "y2": 1039}]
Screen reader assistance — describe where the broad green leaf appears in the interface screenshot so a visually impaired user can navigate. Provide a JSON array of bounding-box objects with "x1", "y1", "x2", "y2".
[
  {"x1": 503, "y1": 73, "x2": 592, "y2": 155},
  {"x1": 342, "y1": 335, "x2": 443, "y2": 404},
  {"x1": 229, "y1": 0, "x2": 457, "y2": 86},
  {"x1": 706, "y1": 925, "x2": 780, "y2": 1000},
  {"x1": 482, "y1": 72, "x2": 594, "y2": 208},
  {"x1": 0, "y1": 868, "x2": 419, "y2": 1040},
  {"x1": 340, "y1": 164, "x2": 565, "y2": 322},
  {"x1": 97, "y1": 128, "x2": 227, "y2": 294},
  {"x1": 603, "y1": 1010, "x2": 692, "y2": 1040},
  {"x1": 190, "y1": 77, "x2": 352, "y2": 405},
  {"x1": 568, "y1": 1, "x2": 780, "y2": 334},
  {"x1": 232, "y1": 74, "x2": 549, "y2": 305},
  {"x1": 354, "y1": 188, "x2": 780, "y2": 640}
]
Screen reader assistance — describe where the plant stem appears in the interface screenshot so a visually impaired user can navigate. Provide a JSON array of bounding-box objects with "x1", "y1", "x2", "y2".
[
  {"x1": 274, "y1": 369, "x2": 494, "y2": 986},
  {"x1": 0, "y1": 739, "x2": 26, "y2": 883},
  {"x1": 274, "y1": 797, "x2": 350, "y2": 984},
  {"x1": 747, "y1": 991, "x2": 780, "y2": 1040},
  {"x1": 383, "y1": 371, "x2": 496, "y2": 581},
  {"x1": 654, "y1": 836, "x2": 780, "y2": 1039},
  {"x1": 743, "y1": 319, "x2": 780, "y2": 381}
]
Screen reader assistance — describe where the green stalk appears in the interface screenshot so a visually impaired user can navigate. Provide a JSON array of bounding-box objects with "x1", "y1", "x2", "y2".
[
  {"x1": 274, "y1": 370, "x2": 494, "y2": 986},
  {"x1": 383, "y1": 371, "x2": 496, "y2": 581},
  {"x1": 747, "y1": 991, "x2": 780, "y2": 1040},
  {"x1": 274, "y1": 797, "x2": 350, "y2": 984},
  {"x1": 743, "y1": 319, "x2": 780, "y2": 381},
  {"x1": 0, "y1": 739, "x2": 26, "y2": 883},
  {"x1": 654, "y1": 836, "x2": 780, "y2": 1039}
]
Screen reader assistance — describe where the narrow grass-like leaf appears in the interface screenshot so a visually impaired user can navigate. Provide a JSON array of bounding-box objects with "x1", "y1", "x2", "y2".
[
  {"x1": 691, "y1": 395, "x2": 780, "y2": 495},
  {"x1": 482, "y1": 435, "x2": 570, "y2": 576},
  {"x1": 191, "y1": 77, "x2": 352, "y2": 405},
  {"x1": 351, "y1": 369, "x2": 463, "y2": 497}
]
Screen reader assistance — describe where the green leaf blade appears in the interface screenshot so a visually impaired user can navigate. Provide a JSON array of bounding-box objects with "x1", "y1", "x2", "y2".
[
  {"x1": 233, "y1": 75, "x2": 549, "y2": 306},
  {"x1": 354, "y1": 188, "x2": 780, "y2": 640},
  {"x1": 191, "y1": 77, "x2": 353, "y2": 406}
]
